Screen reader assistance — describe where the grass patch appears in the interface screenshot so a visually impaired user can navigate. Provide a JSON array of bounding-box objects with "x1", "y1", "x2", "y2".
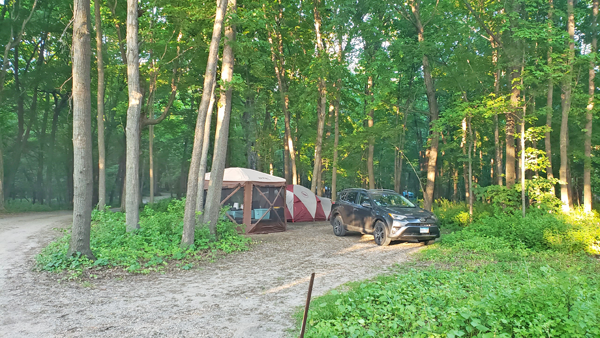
[
  {"x1": 1, "y1": 199, "x2": 72, "y2": 213},
  {"x1": 36, "y1": 199, "x2": 252, "y2": 279},
  {"x1": 297, "y1": 206, "x2": 600, "y2": 337}
]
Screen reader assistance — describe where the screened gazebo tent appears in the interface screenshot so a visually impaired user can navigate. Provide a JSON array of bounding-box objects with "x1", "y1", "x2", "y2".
[{"x1": 203, "y1": 168, "x2": 287, "y2": 234}]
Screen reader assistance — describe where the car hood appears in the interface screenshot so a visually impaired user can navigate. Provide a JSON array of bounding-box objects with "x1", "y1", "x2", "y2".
[{"x1": 383, "y1": 206, "x2": 433, "y2": 219}]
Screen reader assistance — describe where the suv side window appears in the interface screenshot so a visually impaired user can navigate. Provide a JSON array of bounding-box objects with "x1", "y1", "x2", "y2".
[
  {"x1": 357, "y1": 193, "x2": 371, "y2": 206},
  {"x1": 344, "y1": 191, "x2": 358, "y2": 204},
  {"x1": 338, "y1": 191, "x2": 346, "y2": 202}
]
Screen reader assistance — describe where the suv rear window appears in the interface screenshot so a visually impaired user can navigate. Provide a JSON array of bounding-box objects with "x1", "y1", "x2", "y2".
[{"x1": 343, "y1": 191, "x2": 358, "y2": 204}]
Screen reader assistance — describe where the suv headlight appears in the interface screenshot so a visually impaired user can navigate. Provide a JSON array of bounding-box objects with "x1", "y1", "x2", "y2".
[
  {"x1": 389, "y1": 213, "x2": 407, "y2": 221},
  {"x1": 431, "y1": 215, "x2": 438, "y2": 221}
]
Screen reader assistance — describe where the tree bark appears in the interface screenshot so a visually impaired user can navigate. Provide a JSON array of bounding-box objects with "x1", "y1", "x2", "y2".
[
  {"x1": 46, "y1": 94, "x2": 68, "y2": 205},
  {"x1": 69, "y1": 0, "x2": 95, "y2": 260},
  {"x1": 310, "y1": 0, "x2": 327, "y2": 194},
  {"x1": 505, "y1": 66, "x2": 519, "y2": 188},
  {"x1": 125, "y1": 0, "x2": 142, "y2": 231},
  {"x1": 410, "y1": 1, "x2": 439, "y2": 211},
  {"x1": 181, "y1": 0, "x2": 228, "y2": 247},
  {"x1": 492, "y1": 46, "x2": 503, "y2": 186},
  {"x1": 35, "y1": 95, "x2": 50, "y2": 204},
  {"x1": 521, "y1": 93, "x2": 527, "y2": 217},
  {"x1": 468, "y1": 114, "x2": 473, "y2": 217},
  {"x1": 560, "y1": 0, "x2": 575, "y2": 212},
  {"x1": 0, "y1": 131, "x2": 4, "y2": 210},
  {"x1": 203, "y1": 0, "x2": 236, "y2": 234},
  {"x1": 95, "y1": 0, "x2": 106, "y2": 209},
  {"x1": 332, "y1": 83, "x2": 340, "y2": 202},
  {"x1": 108, "y1": 0, "x2": 127, "y2": 64},
  {"x1": 461, "y1": 117, "x2": 469, "y2": 203},
  {"x1": 265, "y1": 3, "x2": 297, "y2": 185},
  {"x1": 545, "y1": 0, "x2": 555, "y2": 185},
  {"x1": 196, "y1": 82, "x2": 217, "y2": 213},
  {"x1": 366, "y1": 75, "x2": 375, "y2": 190},
  {"x1": 584, "y1": 0, "x2": 597, "y2": 213}
]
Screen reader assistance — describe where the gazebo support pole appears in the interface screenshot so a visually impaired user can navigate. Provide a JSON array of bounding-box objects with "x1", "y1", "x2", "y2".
[{"x1": 243, "y1": 182, "x2": 252, "y2": 233}]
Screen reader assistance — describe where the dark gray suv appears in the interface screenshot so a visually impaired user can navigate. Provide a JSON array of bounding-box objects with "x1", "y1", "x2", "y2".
[{"x1": 330, "y1": 189, "x2": 440, "y2": 246}]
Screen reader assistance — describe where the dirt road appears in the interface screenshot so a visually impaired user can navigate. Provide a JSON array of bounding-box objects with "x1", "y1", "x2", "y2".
[{"x1": 0, "y1": 212, "x2": 423, "y2": 337}]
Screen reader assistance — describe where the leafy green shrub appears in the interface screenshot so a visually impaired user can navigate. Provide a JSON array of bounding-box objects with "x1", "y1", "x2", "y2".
[
  {"x1": 545, "y1": 208, "x2": 600, "y2": 255},
  {"x1": 433, "y1": 199, "x2": 468, "y2": 229},
  {"x1": 475, "y1": 178, "x2": 561, "y2": 214},
  {"x1": 36, "y1": 199, "x2": 252, "y2": 275},
  {"x1": 2, "y1": 199, "x2": 71, "y2": 213},
  {"x1": 431, "y1": 199, "x2": 600, "y2": 255},
  {"x1": 301, "y1": 261, "x2": 600, "y2": 338},
  {"x1": 475, "y1": 185, "x2": 521, "y2": 212},
  {"x1": 300, "y1": 201, "x2": 600, "y2": 337},
  {"x1": 433, "y1": 199, "x2": 492, "y2": 229},
  {"x1": 144, "y1": 197, "x2": 176, "y2": 213}
]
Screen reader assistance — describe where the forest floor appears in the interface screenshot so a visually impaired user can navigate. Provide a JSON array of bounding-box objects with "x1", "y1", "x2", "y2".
[{"x1": 0, "y1": 212, "x2": 423, "y2": 338}]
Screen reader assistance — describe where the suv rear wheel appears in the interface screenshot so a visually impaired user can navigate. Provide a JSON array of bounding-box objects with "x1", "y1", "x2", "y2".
[
  {"x1": 332, "y1": 215, "x2": 347, "y2": 236},
  {"x1": 373, "y1": 221, "x2": 391, "y2": 246}
]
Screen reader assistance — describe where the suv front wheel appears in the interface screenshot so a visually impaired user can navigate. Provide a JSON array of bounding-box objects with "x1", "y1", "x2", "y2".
[
  {"x1": 373, "y1": 220, "x2": 391, "y2": 246},
  {"x1": 332, "y1": 215, "x2": 347, "y2": 236}
]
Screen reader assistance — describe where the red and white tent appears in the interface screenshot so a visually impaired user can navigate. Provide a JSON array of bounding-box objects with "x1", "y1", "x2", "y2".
[{"x1": 285, "y1": 185, "x2": 332, "y2": 222}]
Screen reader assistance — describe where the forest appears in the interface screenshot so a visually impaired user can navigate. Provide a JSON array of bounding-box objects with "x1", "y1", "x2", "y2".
[
  {"x1": 2, "y1": 0, "x2": 600, "y2": 336},
  {"x1": 0, "y1": 0, "x2": 599, "y2": 247}
]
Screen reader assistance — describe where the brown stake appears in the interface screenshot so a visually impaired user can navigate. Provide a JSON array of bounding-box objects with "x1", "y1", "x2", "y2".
[{"x1": 299, "y1": 272, "x2": 316, "y2": 338}]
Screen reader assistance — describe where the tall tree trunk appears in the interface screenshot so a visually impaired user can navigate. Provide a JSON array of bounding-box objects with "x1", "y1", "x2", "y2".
[
  {"x1": 468, "y1": 114, "x2": 473, "y2": 217},
  {"x1": 69, "y1": 0, "x2": 95, "y2": 260},
  {"x1": 95, "y1": 0, "x2": 106, "y2": 209},
  {"x1": 196, "y1": 82, "x2": 216, "y2": 213},
  {"x1": 395, "y1": 77, "x2": 414, "y2": 193},
  {"x1": 36, "y1": 97, "x2": 50, "y2": 204},
  {"x1": 0, "y1": 132, "x2": 4, "y2": 210},
  {"x1": 493, "y1": 46, "x2": 503, "y2": 186},
  {"x1": 545, "y1": 0, "x2": 555, "y2": 185},
  {"x1": 310, "y1": 0, "x2": 327, "y2": 194},
  {"x1": 366, "y1": 75, "x2": 375, "y2": 190},
  {"x1": 243, "y1": 88, "x2": 257, "y2": 170},
  {"x1": 521, "y1": 94, "x2": 527, "y2": 217},
  {"x1": 505, "y1": 66, "x2": 520, "y2": 188},
  {"x1": 411, "y1": 1, "x2": 439, "y2": 211},
  {"x1": 462, "y1": 117, "x2": 469, "y2": 203},
  {"x1": 203, "y1": 0, "x2": 236, "y2": 234},
  {"x1": 332, "y1": 82, "x2": 340, "y2": 202},
  {"x1": 181, "y1": 0, "x2": 228, "y2": 247},
  {"x1": 560, "y1": 0, "x2": 575, "y2": 212},
  {"x1": 584, "y1": 0, "x2": 597, "y2": 213},
  {"x1": 125, "y1": 0, "x2": 142, "y2": 230},
  {"x1": 108, "y1": 0, "x2": 127, "y2": 64},
  {"x1": 46, "y1": 94, "x2": 67, "y2": 205},
  {"x1": 265, "y1": 3, "x2": 297, "y2": 185}
]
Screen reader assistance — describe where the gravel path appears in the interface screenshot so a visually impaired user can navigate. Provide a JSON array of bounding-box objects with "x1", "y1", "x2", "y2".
[{"x1": 0, "y1": 212, "x2": 423, "y2": 337}]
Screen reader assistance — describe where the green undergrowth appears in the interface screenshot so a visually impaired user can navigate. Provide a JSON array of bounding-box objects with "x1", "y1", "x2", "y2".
[
  {"x1": 36, "y1": 199, "x2": 251, "y2": 278},
  {"x1": 1, "y1": 199, "x2": 71, "y2": 213},
  {"x1": 297, "y1": 205, "x2": 600, "y2": 337}
]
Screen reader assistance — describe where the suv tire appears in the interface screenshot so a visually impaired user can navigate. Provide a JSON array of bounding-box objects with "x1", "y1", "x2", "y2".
[
  {"x1": 373, "y1": 221, "x2": 391, "y2": 246},
  {"x1": 422, "y1": 239, "x2": 436, "y2": 246},
  {"x1": 332, "y1": 215, "x2": 347, "y2": 236}
]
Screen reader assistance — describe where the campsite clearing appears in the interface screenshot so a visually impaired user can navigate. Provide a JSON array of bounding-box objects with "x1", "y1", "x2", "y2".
[{"x1": 0, "y1": 212, "x2": 422, "y2": 337}]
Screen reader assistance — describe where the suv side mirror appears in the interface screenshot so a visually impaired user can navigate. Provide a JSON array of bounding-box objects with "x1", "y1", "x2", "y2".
[{"x1": 361, "y1": 201, "x2": 371, "y2": 208}]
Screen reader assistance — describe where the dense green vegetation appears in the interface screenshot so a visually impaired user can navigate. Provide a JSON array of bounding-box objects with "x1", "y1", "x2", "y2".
[
  {"x1": 0, "y1": 199, "x2": 71, "y2": 213},
  {"x1": 297, "y1": 204, "x2": 600, "y2": 337},
  {"x1": 36, "y1": 199, "x2": 251, "y2": 277},
  {"x1": 1, "y1": 0, "x2": 598, "y2": 212}
]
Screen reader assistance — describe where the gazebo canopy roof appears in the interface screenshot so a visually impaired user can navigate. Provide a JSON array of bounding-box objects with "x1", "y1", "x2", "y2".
[{"x1": 205, "y1": 167, "x2": 286, "y2": 184}]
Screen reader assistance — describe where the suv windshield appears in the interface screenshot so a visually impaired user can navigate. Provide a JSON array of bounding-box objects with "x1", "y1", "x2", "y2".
[{"x1": 370, "y1": 192, "x2": 415, "y2": 208}]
